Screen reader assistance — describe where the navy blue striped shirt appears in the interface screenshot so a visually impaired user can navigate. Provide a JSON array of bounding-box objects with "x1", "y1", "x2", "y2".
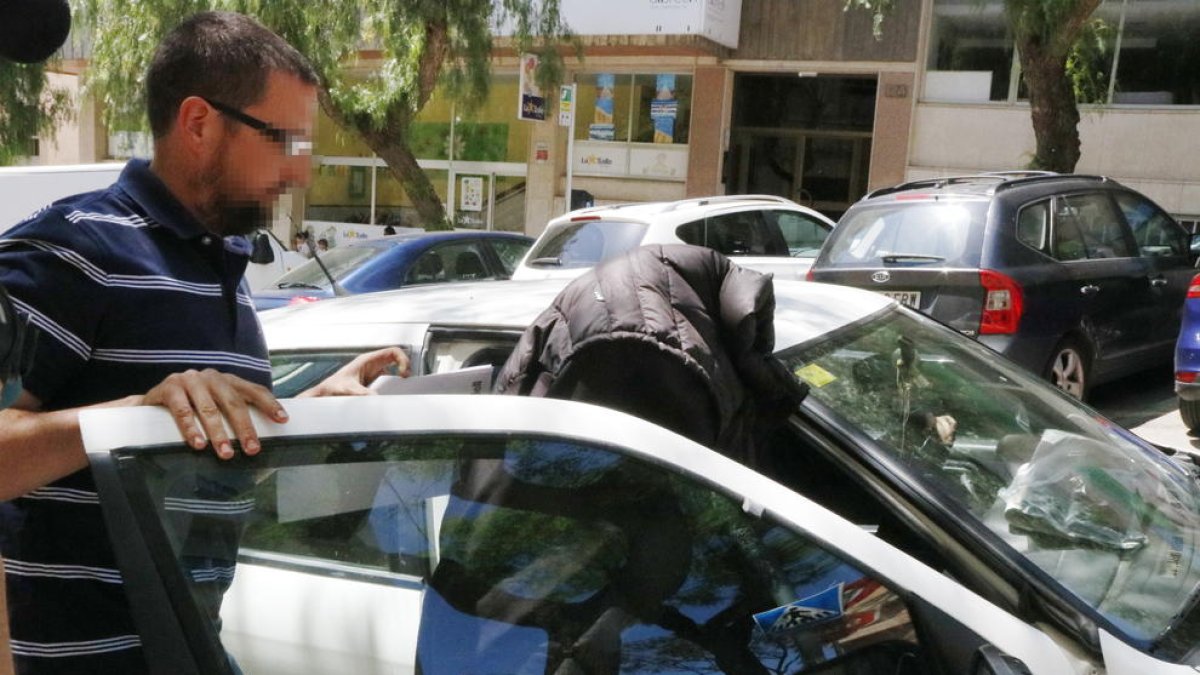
[{"x1": 0, "y1": 159, "x2": 271, "y2": 673}]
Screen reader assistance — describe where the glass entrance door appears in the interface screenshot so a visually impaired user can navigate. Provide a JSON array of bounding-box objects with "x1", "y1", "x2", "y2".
[
  {"x1": 447, "y1": 171, "x2": 528, "y2": 232},
  {"x1": 730, "y1": 130, "x2": 870, "y2": 218},
  {"x1": 730, "y1": 74, "x2": 878, "y2": 220}
]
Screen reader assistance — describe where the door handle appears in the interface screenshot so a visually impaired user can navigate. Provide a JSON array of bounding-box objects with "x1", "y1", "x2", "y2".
[
  {"x1": 1080, "y1": 284, "x2": 1100, "y2": 296},
  {"x1": 1150, "y1": 277, "x2": 1168, "y2": 288}
]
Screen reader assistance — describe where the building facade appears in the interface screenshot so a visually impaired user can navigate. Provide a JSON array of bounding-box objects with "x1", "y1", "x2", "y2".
[{"x1": 28, "y1": 0, "x2": 1200, "y2": 236}]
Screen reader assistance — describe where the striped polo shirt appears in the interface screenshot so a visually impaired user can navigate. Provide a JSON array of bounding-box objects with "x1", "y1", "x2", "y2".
[{"x1": 0, "y1": 159, "x2": 272, "y2": 674}]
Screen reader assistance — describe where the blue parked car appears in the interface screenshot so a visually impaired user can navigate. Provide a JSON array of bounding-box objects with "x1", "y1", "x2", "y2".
[
  {"x1": 1175, "y1": 271, "x2": 1200, "y2": 430},
  {"x1": 252, "y1": 230, "x2": 533, "y2": 311}
]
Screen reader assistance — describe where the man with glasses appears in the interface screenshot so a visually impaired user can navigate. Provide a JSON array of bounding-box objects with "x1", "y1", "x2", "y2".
[{"x1": 0, "y1": 12, "x2": 406, "y2": 674}]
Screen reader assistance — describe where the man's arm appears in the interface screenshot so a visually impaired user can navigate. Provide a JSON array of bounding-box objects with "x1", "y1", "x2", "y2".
[
  {"x1": 0, "y1": 372, "x2": 285, "y2": 501},
  {"x1": 0, "y1": 347, "x2": 409, "y2": 501}
]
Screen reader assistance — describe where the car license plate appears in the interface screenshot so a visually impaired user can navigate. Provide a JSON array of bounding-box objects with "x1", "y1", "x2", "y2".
[{"x1": 879, "y1": 291, "x2": 921, "y2": 308}]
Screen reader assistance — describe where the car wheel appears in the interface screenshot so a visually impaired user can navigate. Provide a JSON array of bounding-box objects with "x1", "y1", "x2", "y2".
[
  {"x1": 1180, "y1": 397, "x2": 1200, "y2": 433},
  {"x1": 1045, "y1": 340, "x2": 1089, "y2": 400}
]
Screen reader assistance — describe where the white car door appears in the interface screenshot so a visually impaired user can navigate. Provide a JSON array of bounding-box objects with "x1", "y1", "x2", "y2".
[{"x1": 82, "y1": 396, "x2": 1108, "y2": 675}]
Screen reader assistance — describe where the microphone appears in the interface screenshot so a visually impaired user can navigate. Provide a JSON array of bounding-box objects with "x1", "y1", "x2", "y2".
[{"x1": 0, "y1": 0, "x2": 72, "y2": 64}]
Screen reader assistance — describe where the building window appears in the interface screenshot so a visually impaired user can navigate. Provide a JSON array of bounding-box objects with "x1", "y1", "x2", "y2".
[
  {"x1": 925, "y1": 0, "x2": 1200, "y2": 106},
  {"x1": 308, "y1": 75, "x2": 528, "y2": 231},
  {"x1": 570, "y1": 72, "x2": 692, "y2": 182}
]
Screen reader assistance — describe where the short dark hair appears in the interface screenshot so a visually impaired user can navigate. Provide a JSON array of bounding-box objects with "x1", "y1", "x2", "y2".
[{"x1": 146, "y1": 11, "x2": 319, "y2": 138}]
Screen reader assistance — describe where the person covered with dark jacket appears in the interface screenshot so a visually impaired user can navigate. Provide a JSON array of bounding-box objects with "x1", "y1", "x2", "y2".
[{"x1": 494, "y1": 243, "x2": 807, "y2": 468}]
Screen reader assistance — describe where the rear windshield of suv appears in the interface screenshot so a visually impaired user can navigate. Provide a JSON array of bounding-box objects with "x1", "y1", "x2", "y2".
[
  {"x1": 524, "y1": 220, "x2": 649, "y2": 269},
  {"x1": 822, "y1": 200, "x2": 989, "y2": 268}
]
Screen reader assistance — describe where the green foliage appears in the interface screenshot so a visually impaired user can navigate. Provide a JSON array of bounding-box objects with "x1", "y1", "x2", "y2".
[
  {"x1": 1066, "y1": 18, "x2": 1114, "y2": 104},
  {"x1": 76, "y1": 0, "x2": 572, "y2": 136},
  {"x1": 0, "y1": 61, "x2": 72, "y2": 165}
]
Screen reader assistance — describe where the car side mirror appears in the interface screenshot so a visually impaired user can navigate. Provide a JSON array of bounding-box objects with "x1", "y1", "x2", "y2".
[
  {"x1": 250, "y1": 231, "x2": 275, "y2": 265},
  {"x1": 971, "y1": 645, "x2": 1033, "y2": 675}
]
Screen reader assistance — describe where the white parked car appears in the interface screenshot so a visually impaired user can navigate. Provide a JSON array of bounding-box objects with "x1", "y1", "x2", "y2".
[
  {"x1": 512, "y1": 195, "x2": 835, "y2": 282},
  {"x1": 80, "y1": 278, "x2": 1200, "y2": 674}
]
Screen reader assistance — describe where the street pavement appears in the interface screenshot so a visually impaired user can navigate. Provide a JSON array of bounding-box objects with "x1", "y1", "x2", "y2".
[{"x1": 1089, "y1": 364, "x2": 1199, "y2": 455}]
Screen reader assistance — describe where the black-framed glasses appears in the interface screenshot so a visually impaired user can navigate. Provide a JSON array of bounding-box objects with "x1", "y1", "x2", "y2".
[{"x1": 200, "y1": 96, "x2": 312, "y2": 157}]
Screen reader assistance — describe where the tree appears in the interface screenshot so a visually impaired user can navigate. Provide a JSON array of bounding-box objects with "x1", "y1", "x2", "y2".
[
  {"x1": 75, "y1": 0, "x2": 574, "y2": 228},
  {"x1": 0, "y1": 61, "x2": 71, "y2": 165},
  {"x1": 848, "y1": 0, "x2": 1103, "y2": 173}
]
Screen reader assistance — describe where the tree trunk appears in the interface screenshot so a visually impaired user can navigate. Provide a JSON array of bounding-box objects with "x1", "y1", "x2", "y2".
[
  {"x1": 371, "y1": 135, "x2": 451, "y2": 229},
  {"x1": 317, "y1": 90, "x2": 450, "y2": 229},
  {"x1": 1007, "y1": 0, "x2": 1102, "y2": 174},
  {"x1": 1017, "y1": 39, "x2": 1081, "y2": 172}
]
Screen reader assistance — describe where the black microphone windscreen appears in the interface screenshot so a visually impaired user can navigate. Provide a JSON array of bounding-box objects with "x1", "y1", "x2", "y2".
[{"x1": 0, "y1": 0, "x2": 72, "y2": 65}]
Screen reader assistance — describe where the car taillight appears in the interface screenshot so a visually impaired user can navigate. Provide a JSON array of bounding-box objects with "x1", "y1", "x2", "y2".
[
  {"x1": 287, "y1": 296, "x2": 321, "y2": 306},
  {"x1": 1178, "y1": 371, "x2": 1199, "y2": 384},
  {"x1": 979, "y1": 269, "x2": 1023, "y2": 335},
  {"x1": 1187, "y1": 273, "x2": 1200, "y2": 299},
  {"x1": 805, "y1": 268, "x2": 814, "y2": 282}
]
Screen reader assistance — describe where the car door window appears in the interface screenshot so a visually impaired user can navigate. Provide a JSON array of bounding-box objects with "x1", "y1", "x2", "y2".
[
  {"x1": 1059, "y1": 193, "x2": 1133, "y2": 259},
  {"x1": 114, "y1": 432, "x2": 933, "y2": 674},
  {"x1": 1050, "y1": 198, "x2": 1089, "y2": 261},
  {"x1": 441, "y1": 242, "x2": 494, "y2": 281},
  {"x1": 489, "y1": 238, "x2": 532, "y2": 276},
  {"x1": 1115, "y1": 191, "x2": 1188, "y2": 258},
  {"x1": 405, "y1": 249, "x2": 446, "y2": 284},
  {"x1": 1016, "y1": 200, "x2": 1049, "y2": 252},
  {"x1": 677, "y1": 211, "x2": 789, "y2": 256},
  {"x1": 763, "y1": 210, "x2": 832, "y2": 258}
]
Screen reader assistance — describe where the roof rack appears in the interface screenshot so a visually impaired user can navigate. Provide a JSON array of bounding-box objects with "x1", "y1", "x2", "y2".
[
  {"x1": 864, "y1": 172, "x2": 1108, "y2": 200},
  {"x1": 992, "y1": 173, "x2": 1108, "y2": 193},
  {"x1": 658, "y1": 194, "x2": 796, "y2": 213},
  {"x1": 864, "y1": 176, "x2": 1008, "y2": 199}
]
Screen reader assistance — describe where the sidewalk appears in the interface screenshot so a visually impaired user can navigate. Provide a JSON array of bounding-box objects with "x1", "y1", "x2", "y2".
[{"x1": 1131, "y1": 409, "x2": 1200, "y2": 456}]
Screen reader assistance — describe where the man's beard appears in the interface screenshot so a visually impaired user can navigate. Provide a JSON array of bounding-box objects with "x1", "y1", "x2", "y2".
[
  {"x1": 212, "y1": 198, "x2": 271, "y2": 237},
  {"x1": 197, "y1": 148, "x2": 275, "y2": 237}
]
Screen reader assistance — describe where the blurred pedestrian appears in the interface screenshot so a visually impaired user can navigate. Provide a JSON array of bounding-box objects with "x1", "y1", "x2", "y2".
[
  {"x1": 293, "y1": 230, "x2": 314, "y2": 257},
  {"x1": 0, "y1": 12, "x2": 406, "y2": 674}
]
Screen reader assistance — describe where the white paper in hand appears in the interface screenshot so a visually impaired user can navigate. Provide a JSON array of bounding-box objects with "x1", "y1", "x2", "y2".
[{"x1": 369, "y1": 365, "x2": 493, "y2": 396}]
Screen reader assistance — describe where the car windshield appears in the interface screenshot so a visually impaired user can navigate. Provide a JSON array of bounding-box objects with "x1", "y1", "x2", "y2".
[
  {"x1": 525, "y1": 220, "x2": 648, "y2": 269},
  {"x1": 777, "y1": 306, "x2": 1200, "y2": 645},
  {"x1": 271, "y1": 245, "x2": 386, "y2": 289},
  {"x1": 823, "y1": 200, "x2": 988, "y2": 267}
]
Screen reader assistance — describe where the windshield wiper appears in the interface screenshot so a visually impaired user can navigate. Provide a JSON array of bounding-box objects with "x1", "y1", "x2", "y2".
[
  {"x1": 275, "y1": 282, "x2": 323, "y2": 290},
  {"x1": 528, "y1": 256, "x2": 563, "y2": 267},
  {"x1": 880, "y1": 253, "x2": 946, "y2": 263}
]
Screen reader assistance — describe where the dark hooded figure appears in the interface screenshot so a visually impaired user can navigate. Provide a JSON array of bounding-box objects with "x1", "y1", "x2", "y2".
[{"x1": 494, "y1": 243, "x2": 808, "y2": 469}]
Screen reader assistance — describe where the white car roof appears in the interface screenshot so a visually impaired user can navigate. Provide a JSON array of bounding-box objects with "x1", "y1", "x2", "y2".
[
  {"x1": 261, "y1": 277, "x2": 890, "y2": 353},
  {"x1": 549, "y1": 195, "x2": 826, "y2": 226}
]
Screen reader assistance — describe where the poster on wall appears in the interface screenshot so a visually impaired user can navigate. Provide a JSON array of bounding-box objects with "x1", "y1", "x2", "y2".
[
  {"x1": 518, "y1": 53, "x2": 546, "y2": 121},
  {"x1": 574, "y1": 141, "x2": 629, "y2": 176},
  {"x1": 630, "y1": 146, "x2": 688, "y2": 180},
  {"x1": 589, "y1": 73, "x2": 616, "y2": 141},
  {"x1": 460, "y1": 176, "x2": 484, "y2": 212},
  {"x1": 650, "y1": 74, "x2": 678, "y2": 144}
]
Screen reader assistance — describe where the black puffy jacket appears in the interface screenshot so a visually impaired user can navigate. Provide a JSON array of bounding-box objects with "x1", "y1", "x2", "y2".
[{"x1": 494, "y1": 244, "x2": 807, "y2": 467}]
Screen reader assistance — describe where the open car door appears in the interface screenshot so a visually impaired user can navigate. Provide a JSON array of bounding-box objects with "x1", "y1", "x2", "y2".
[{"x1": 81, "y1": 396, "x2": 1081, "y2": 675}]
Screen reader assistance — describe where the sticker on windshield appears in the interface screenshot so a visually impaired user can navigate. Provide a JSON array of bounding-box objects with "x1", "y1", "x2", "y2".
[
  {"x1": 753, "y1": 583, "x2": 845, "y2": 634},
  {"x1": 795, "y1": 363, "x2": 836, "y2": 388}
]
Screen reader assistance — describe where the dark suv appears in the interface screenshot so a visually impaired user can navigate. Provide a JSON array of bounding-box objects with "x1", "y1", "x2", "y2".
[{"x1": 809, "y1": 172, "x2": 1194, "y2": 399}]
